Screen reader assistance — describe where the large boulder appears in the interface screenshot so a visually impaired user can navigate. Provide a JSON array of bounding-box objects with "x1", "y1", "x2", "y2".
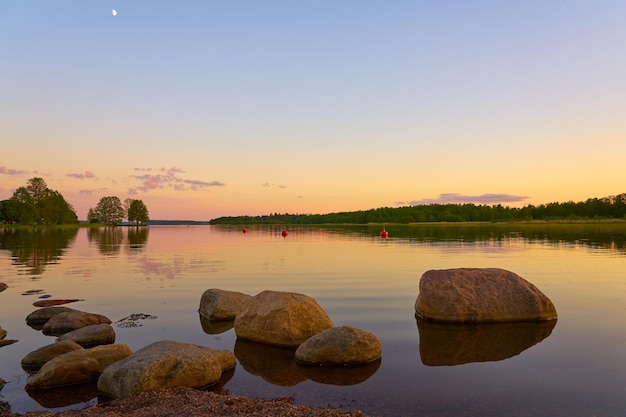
[
  {"x1": 57, "y1": 323, "x2": 115, "y2": 347},
  {"x1": 97, "y1": 340, "x2": 236, "y2": 399},
  {"x1": 234, "y1": 290, "x2": 334, "y2": 348},
  {"x1": 41, "y1": 310, "x2": 112, "y2": 336},
  {"x1": 415, "y1": 268, "x2": 558, "y2": 323},
  {"x1": 295, "y1": 326, "x2": 382, "y2": 366},
  {"x1": 21, "y1": 340, "x2": 84, "y2": 369},
  {"x1": 24, "y1": 344, "x2": 132, "y2": 390},
  {"x1": 199, "y1": 289, "x2": 252, "y2": 321}
]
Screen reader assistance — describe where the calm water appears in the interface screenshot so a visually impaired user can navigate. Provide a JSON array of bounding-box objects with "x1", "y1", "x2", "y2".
[{"x1": 1, "y1": 223, "x2": 625, "y2": 417}]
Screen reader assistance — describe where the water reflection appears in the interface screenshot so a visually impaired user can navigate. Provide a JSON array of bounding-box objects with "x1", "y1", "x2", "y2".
[
  {"x1": 0, "y1": 227, "x2": 78, "y2": 275},
  {"x1": 199, "y1": 314, "x2": 234, "y2": 335},
  {"x1": 26, "y1": 382, "x2": 99, "y2": 408},
  {"x1": 296, "y1": 359, "x2": 380, "y2": 386},
  {"x1": 86, "y1": 226, "x2": 149, "y2": 256},
  {"x1": 416, "y1": 317, "x2": 557, "y2": 366}
]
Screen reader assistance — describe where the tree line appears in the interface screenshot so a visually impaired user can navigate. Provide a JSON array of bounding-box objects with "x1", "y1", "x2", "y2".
[
  {"x1": 210, "y1": 193, "x2": 626, "y2": 225},
  {"x1": 1, "y1": 177, "x2": 149, "y2": 226}
]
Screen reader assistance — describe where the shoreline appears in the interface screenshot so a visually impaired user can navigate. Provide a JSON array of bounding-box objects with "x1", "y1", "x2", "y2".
[{"x1": 3, "y1": 386, "x2": 371, "y2": 417}]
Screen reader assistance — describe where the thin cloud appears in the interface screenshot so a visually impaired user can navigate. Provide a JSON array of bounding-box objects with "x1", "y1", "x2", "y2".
[
  {"x1": 79, "y1": 187, "x2": 107, "y2": 196},
  {"x1": 261, "y1": 182, "x2": 287, "y2": 189},
  {"x1": 129, "y1": 166, "x2": 223, "y2": 194},
  {"x1": 397, "y1": 193, "x2": 529, "y2": 206},
  {"x1": 67, "y1": 171, "x2": 96, "y2": 180},
  {"x1": 0, "y1": 166, "x2": 26, "y2": 176}
]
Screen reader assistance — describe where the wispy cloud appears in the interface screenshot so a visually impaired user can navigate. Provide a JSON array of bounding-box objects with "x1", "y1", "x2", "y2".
[
  {"x1": 67, "y1": 171, "x2": 96, "y2": 180},
  {"x1": 79, "y1": 187, "x2": 107, "y2": 196},
  {"x1": 0, "y1": 166, "x2": 26, "y2": 176},
  {"x1": 261, "y1": 182, "x2": 287, "y2": 189},
  {"x1": 396, "y1": 193, "x2": 529, "y2": 206},
  {"x1": 129, "y1": 166, "x2": 223, "y2": 194}
]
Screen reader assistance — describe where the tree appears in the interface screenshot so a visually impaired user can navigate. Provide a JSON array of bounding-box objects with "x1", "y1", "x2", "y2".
[
  {"x1": 127, "y1": 199, "x2": 149, "y2": 225},
  {"x1": 4, "y1": 178, "x2": 78, "y2": 225},
  {"x1": 91, "y1": 196, "x2": 125, "y2": 225}
]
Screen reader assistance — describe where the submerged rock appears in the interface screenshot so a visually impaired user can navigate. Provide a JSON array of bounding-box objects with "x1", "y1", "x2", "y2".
[
  {"x1": 57, "y1": 323, "x2": 115, "y2": 347},
  {"x1": 295, "y1": 326, "x2": 382, "y2": 366},
  {"x1": 26, "y1": 307, "x2": 75, "y2": 328},
  {"x1": 41, "y1": 310, "x2": 112, "y2": 336},
  {"x1": 415, "y1": 268, "x2": 558, "y2": 323},
  {"x1": 0, "y1": 282, "x2": 7, "y2": 292},
  {"x1": 97, "y1": 340, "x2": 235, "y2": 399},
  {"x1": 199, "y1": 288, "x2": 252, "y2": 321},
  {"x1": 25, "y1": 344, "x2": 132, "y2": 390},
  {"x1": 234, "y1": 290, "x2": 334, "y2": 348}
]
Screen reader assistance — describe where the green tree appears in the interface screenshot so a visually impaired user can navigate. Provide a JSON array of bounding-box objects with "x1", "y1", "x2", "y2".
[
  {"x1": 5, "y1": 178, "x2": 78, "y2": 225},
  {"x1": 91, "y1": 196, "x2": 125, "y2": 225},
  {"x1": 127, "y1": 199, "x2": 149, "y2": 225}
]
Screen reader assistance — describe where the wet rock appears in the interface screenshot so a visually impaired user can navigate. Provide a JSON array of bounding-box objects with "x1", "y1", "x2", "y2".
[
  {"x1": 21, "y1": 340, "x2": 84, "y2": 370},
  {"x1": 26, "y1": 307, "x2": 76, "y2": 329},
  {"x1": 97, "y1": 340, "x2": 235, "y2": 399},
  {"x1": 33, "y1": 299, "x2": 84, "y2": 308},
  {"x1": 115, "y1": 313, "x2": 157, "y2": 328},
  {"x1": 57, "y1": 323, "x2": 115, "y2": 347},
  {"x1": 0, "y1": 282, "x2": 7, "y2": 292},
  {"x1": 295, "y1": 326, "x2": 382, "y2": 366},
  {"x1": 199, "y1": 288, "x2": 252, "y2": 321},
  {"x1": 0, "y1": 340, "x2": 17, "y2": 348},
  {"x1": 234, "y1": 290, "x2": 334, "y2": 348},
  {"x1": 41, "y1": 310, "x2": 112, "y2": 336},
  {"x1": 25, "y1": 344, "x2": 132, "y2": 390},
  {"x1": 415, "y1": 268, "x2": 558, "y2": 323},
  {"x1": 0, "y1": 325, "x2": 6, "y2": 339}
]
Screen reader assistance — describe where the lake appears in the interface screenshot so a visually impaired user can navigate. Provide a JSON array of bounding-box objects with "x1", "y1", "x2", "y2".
[{"x1": 1, "y1": 223, "x2": 625, "y2": 417}]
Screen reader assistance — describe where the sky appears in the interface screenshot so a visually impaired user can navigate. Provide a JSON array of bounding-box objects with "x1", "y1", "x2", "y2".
[{"x1": 1, "y1": 1, "x2": 625, "y2": 221}]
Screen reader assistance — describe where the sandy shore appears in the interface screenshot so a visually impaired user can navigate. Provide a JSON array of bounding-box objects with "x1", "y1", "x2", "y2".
[{"x1": 2, "y1": 386, "x2": 371, "y2": 417}]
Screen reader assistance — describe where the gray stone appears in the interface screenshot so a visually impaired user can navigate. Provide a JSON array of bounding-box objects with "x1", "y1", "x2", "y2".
[
  {"x1": 97, "y1": 340, "x2": 235, "y2": 399},
  {"x1": 199, "y1": 288, "x2": 252, "y2": 321},
  {"x1": 21, "y1": 340, "x2": 84, "y2": 369},
  {"x1": 414, "y1": 268, "x2": 558, "y2": 323},
  {"x1": 234, "y1": 290, "x2": 334, "y2": 348},
  {"x1": 57, "y1": 323, "x2": 115, "y2": 348},
  {"x1": 295, "y1": 326, "x2": 382, "y2": 366},
  {"x1": 25, "y1": 344, "x2": 132, "y2": 390},
  {"x1": 41, "y1": 310, "x2": 112, "y2": 336}
]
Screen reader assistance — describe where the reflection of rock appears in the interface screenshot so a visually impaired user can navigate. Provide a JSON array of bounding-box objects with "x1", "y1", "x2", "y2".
[
  {"x1": 26, "y1": 381, "x2": 100, "y2": 408},
  {"x1": 234, "y1": 339, "x2": 307, "y2": 386},
  {"x1": 21, "y1": 340, "x2": 84, "y2": 370},
  {"x1": 297, "y1": 359, "x2": 381, "y2": 386},
  {"x1": 416, "y1": 317, "x2": 557, "y2": 366},
  {"x1": 199, "y1": 289, "x2": 252, "y2": 321},
  {"x1": 97, "y1": 341, "x2": 236, "y2": 399},
  {"x1": 25, "y1": 344, "x2": 132, "y2": 389},
  {"x1": 234, "y1": 290, "x2": 333, "y2": 348},
  {"x1": 57, "y1": 323, "x2": 116, "y2": 348},
  {"x1": 295, "y1": 326, "x2": 382, "y2": 366},
  {"x1": 199, "y1": 314, "x2": 234, "y2": 335},
  {"x1": 415, "y1": 268, "x2": 558, "y2": 322}
]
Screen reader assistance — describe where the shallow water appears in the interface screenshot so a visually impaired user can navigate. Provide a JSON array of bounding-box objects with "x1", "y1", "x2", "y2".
[{"x1": 1, "y1": 224, "x2": 625, "y2": 417}]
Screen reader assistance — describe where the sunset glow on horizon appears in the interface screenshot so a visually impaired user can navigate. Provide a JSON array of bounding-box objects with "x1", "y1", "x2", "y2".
[{"x1": 2, "y1": 2, "x2": 625, "y2": 221}]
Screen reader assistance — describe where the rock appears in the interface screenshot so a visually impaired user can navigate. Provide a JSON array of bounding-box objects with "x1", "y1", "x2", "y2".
[
  {"x1": 295, "y1": 326, "x2": 382, "y2": 366},
  {"x1": 97, "y1": 340, "x2": 236, "y2": 399},
  {"x1": 26, "y1": 307, "x2": 75, "y2": 328},
  {"x1": 0, "y1": 282, "x2": 7, "y2": 292},
  {"x1": 25, "y1": 344, "x2": 132, "y2": 390},
  {"x1": 21, "y1": 340, "x2": 84, "y2": 369},
  {"x1": 57, "y1": 323, "x2": 115, "y2": 347},
  {"x1": 199, "y1": 288, "x2": 252, "y2": 321},
  {"x1": 0, "y1": 340, "x2": 17, "y2": 348},
  {"x1": 234, "y1": 290, "x2": 334, "y2": 348},
  {"x1": 0, "y1": 325, "x2": 6, "y2": 339},
  {"x1": 33, "y1": 299, "x2": 84, "y2": 308},
  {"x1": 41, "y1": 310, "x2": 112, "y2": 336},
  {"x1": 415, "y1": 268, "x2": 558, "y2": 323}
]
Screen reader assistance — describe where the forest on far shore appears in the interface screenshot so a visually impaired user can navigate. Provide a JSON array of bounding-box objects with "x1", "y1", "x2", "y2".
[{"x1": 210, "y1": 193, "x2": 626, "y2": 225}]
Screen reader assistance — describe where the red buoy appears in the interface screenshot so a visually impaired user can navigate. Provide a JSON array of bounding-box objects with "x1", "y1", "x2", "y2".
[
  {"x1": 242, "y1": 228, "x2": 248, "y2": 234},
  {"x1": 281, "y1": 229, "x2": 289, "y2": 237},
  {"x1": 380, "y1": 228, "x2": 389, "y2": 239}
]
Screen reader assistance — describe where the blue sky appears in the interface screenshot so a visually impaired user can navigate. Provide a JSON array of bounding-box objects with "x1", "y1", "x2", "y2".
[{"x1": 1, "y1": 1, "x2": 625, "y2": 220}]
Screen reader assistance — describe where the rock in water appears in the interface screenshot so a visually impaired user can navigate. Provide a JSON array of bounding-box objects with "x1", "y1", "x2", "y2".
[
  {"x1": 25, "y1": 344, "x2": 132, "y2": 390},
  {"x1": 97, "y1": 340, "x2": 236, "y2": 399},
  {"x1": 21, "y1": 340, "x2": 84, "y2": 369},
  {"x1": 57, "y1": 323, "x2": 115, "y2": 347},
  {"x1": 295, "y1": 326, "x2": 382, "y2": 366},
  {"x1": 199, "y1": 289, "x2": 252, "y2": 321},
  {"x1": 415, "y1": 268, "x2": 558, "y2": 322},
  {"x1": 41, "y1": 310, "x2": 112, "y2": 336},
  {"x1": 234, "y1": 290, "x2": 334, "y2": 348}
]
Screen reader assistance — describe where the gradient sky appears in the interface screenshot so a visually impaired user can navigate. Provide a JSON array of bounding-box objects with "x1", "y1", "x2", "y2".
[{"x1": 2, "y1": 1, "x2": 625, "y2": 220}]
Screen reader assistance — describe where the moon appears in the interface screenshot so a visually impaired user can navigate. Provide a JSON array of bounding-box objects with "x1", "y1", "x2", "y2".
[{"x1": 112, "y1": 9, "x2": 117, "y2": 16}]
